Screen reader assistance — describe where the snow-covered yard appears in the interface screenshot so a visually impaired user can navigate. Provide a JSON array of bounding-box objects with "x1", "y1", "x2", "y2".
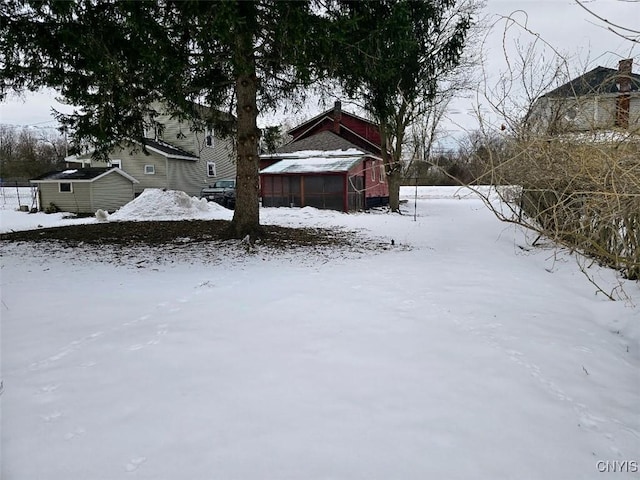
[{"x1": 1, "y1": 187, "x2": 638, "y2": 479}]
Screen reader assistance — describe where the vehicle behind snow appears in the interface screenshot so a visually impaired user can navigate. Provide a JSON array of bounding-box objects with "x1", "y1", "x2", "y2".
[{"x1": 200, "y1": 179, "x2": 236, "y2": 209}]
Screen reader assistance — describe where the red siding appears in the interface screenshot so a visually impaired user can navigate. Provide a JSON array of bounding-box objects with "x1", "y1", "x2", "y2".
[{"x1": 348, "y1": 156, "x2": 389, "y2": 199}]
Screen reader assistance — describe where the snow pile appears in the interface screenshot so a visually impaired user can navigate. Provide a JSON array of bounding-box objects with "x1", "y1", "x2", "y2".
[{"x1": 109, "y1": 188, "x2": 232, "y2": 221}]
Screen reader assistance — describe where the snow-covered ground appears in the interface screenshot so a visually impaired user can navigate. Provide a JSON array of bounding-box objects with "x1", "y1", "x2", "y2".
[{"x1": 1, "y1": 187, "x2": 638, "y2": 479}]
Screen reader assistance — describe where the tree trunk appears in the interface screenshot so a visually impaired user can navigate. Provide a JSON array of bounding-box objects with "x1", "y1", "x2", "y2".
[
  {"x1": 380, "y1": 118, "x2": 402, "y2": 213},
  {"x1": 387, "y1": 169, "x2": 402, "y2": 212},
  {"x1": 231, "y1": 23, "x2": 261, "y2": 239}
]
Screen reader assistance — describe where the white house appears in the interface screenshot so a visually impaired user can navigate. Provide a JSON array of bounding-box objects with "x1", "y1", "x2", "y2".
[
  {"x1": 526, "y1": 59, "x2": 640, "y2": 135},
  {"x1": 66, "y1": 102, "x2": 236, "y2": 197}
]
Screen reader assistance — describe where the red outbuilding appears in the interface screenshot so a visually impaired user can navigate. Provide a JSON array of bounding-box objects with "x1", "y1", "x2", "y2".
[{"x1": 260, "y1": 101, "x2": 389, "y2": 212}]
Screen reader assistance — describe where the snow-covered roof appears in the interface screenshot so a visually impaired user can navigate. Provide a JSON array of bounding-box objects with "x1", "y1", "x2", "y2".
[
  {"x1": 261, "y1": 155, "x2": 364, "y2": 174},
  {"x1": 30, "y1": 167, "x2": 139, "y2": 184}
]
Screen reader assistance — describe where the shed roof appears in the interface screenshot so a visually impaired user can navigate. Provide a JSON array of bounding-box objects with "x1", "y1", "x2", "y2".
[
  {"x1": 31, "y1": 167, "x2": 139, "y2": 184},
  {"x1": 260, "y1": 151, "x2": 365, "y2": 174}
]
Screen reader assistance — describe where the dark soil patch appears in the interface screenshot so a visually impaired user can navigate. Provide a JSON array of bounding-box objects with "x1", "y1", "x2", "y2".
[{"x1": 0, "y1": 220, "x2": 355, "y2": 248}]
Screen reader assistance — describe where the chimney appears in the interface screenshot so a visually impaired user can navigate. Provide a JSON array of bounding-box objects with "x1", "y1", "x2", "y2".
[
  {"x1": 333, "y1": 100, "x2": 342, "y2": 134},
  {"x1": 615, "y1": 59, "x2": 632, "y2": 129}
]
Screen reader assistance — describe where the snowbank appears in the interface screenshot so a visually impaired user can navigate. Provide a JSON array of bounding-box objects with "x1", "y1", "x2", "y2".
[{"x1": 108, "y1": 189, "x2": 232, "y2": 222}]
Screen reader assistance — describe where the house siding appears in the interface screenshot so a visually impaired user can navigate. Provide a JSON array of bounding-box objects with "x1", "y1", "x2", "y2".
[
  {"x1": 70, "y1": 102, "x2": 236, "y2": 197},
  {"x1": 109, "y1": 145, "x2": 169, "y2": 194},
  {"x1": 38, "y1": 182, "x2": 92, "y2": 213},
  {"x1": 167, "y1": 137, "x2": 236, "y2": 196},
  {"x1": 90, "y1": 174, "x2": 135, "y2": 212},
  {"x1": 530, "y1": 93, "x2": 640, "y2": 133}
]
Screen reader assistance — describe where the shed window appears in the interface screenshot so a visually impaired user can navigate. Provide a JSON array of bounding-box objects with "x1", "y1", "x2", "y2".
[
  {"x1": 205, "y1": 128, "x2": 214, "y2": 147},
  {"x1": 110, "y1": 159, "x2": 122, "y2": 169},
  {"x1": 144, "y1": 164, "x2": 155, "y2": 175},
  {"x1": 59, "y1": 182, "x2": 73, "y2": 193},
  {"x1": 207, "y1": 162, "x2": 216, "y2": 177}
]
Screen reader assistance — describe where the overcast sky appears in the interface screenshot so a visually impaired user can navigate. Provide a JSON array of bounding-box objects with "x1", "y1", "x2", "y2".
[{"x1": 0, "y1": 0, "x2": 638, "y2": 140}]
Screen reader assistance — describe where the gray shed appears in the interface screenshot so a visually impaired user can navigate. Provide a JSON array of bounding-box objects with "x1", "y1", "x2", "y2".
[{"x1": 31, "y1": 167, "x2": 139, "y2": 214}]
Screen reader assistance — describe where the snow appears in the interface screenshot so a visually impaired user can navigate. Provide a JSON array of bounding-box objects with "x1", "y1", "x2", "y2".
[
  {"x1": 108, "y1": 189, "x2": 231, "y2": 222},
  {"x1": 1, "y1": 186, "x2": 639, "y2": 479},
  {"x1": 260, "y1": 156, "x2": 363, "y2": 174}
]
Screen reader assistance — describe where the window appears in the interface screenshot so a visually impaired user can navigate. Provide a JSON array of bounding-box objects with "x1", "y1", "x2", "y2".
[
  {"x1": 59, "y1": 182, "x2": 73, "y2": 193},
  {"x1": 371, "y1": 162, "x2": 376, "y2": 181},
  {"x1": 207, "y1": 162, "x2": 216, "y2": 177},
  {"x1": 205, "y1": 128, "x2": 214, "y2": 147},
  {"x1": 110, "y1": 159, "x2": 122, "y2": 169},
  {"x1": 379, "y1": 165, "x2": 385, "y2": 183},
  {"x1": 144, "y1": 164, "x2": 155, "y2": 175}
]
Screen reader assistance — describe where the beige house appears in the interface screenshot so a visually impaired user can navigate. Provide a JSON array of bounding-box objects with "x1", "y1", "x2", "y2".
[
  {"x1": 31, "y1": 167, "x2": 138, "y2": 214},
  {"x1": 526, "y1": 59, "x2": 640, "y2": 135},
  {"x1": 66, "y1": 102, "x2": 236, "y2": 197}
]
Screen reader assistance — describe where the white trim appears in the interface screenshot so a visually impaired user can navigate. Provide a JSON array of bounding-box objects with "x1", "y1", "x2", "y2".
[
  {"x1": 110, "y1": 159, "x2": 122, "y2": 169},
  {"x1": 58, "y1": 182, "x2": 73, "y2": 193},
  {"x1": 144, "y1": 164, "x2": 156, "y2": 175},
  {"x1": 207, "y1": 161, "x2": 216, "y2": 177},
  {"x1": 205, "y1": 128, "x2": 215, "y2": 148}
]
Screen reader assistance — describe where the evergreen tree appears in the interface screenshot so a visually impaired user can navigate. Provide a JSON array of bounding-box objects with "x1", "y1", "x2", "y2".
[
  {"x1": 325, "y1": 0, "x2": 475, "y2": 211},
  {"x1": 1, "y1": 0, "x2": 322, "y2": 237}
]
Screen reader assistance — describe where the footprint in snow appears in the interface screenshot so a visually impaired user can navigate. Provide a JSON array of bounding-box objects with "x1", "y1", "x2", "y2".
[
  {"x1": 125, "y1": 456, "x2": 147, "y2": 472},
  {"x1": 36, "y1": 384, "x2": 60, "y2": 395},
  {"x1": 41, "y1": 411, "x2": 63, "y2": 423},
  {"x1": 63, "y1": 427, "x2": 86, "y2": 440}
]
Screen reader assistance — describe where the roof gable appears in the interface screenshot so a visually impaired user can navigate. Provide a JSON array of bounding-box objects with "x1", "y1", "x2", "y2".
[{"x1": 287, "y1": 108, "x2": 377, "y2": 138}]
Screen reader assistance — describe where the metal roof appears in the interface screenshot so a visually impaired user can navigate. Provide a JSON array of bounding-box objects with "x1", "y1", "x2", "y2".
[{"x1": 260, "y1": 155, "x2": 363, "y2": 174}]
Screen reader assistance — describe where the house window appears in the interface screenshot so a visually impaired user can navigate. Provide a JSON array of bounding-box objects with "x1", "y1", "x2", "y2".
[
  {"x1": 207, "y1": 161, "x2": 216, "y2": 177},
  {"x1": 205, "y1": 128, "x2": 214, "y2": 147},
  {"x1": 379, "y1": 164, "x2": 385, "y2": 183},
  {"x1": 59, "y1": 182, "x2": 73, "y2": 193},
  {"x1": 371, "y1": 162, "x2": 376, "y2": 181},
  {"x1": 110, "y1": 159, "x2": 122, "y2": 169},
  {"x1": 144, "y1": 164, "x2": 155, "y2": 175}
]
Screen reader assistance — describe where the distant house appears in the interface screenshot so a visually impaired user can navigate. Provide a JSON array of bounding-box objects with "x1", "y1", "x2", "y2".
[
  {"x1": 527, "y1": 59, "x2": 640, "y2": 135},
  {"x1": 31, "y1": 167, "x2": 138, "y2": 214},
  {"x1": 66, "y1": 102, "x2": 235, "y2": 197},
  {"x1": 260, "y1": 101, "x2": 389, "y2": 212}
]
